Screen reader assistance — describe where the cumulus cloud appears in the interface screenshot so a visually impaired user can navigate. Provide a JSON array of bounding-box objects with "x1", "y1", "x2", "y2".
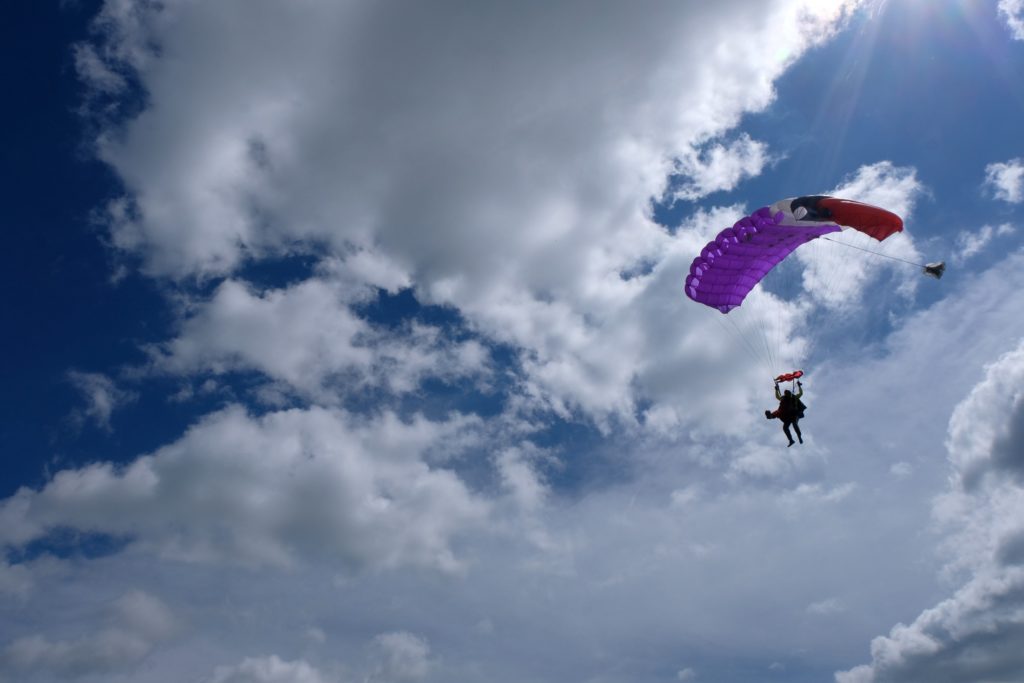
[
  {"x1": 73, "y1": 0, "x2": 871, "y2": 430},
  {"x1": 837, "y1": 341, "x2": 1024, "y2": 682},
  {"x1": 0, "y1": 407, "x2": 488, "y2": 572},
  {"x1": 23, "y1": 2, "x2": 998, "y2": 681},
  {"x1": 999, "y1": 0, "x2": 1024, "y2": 40},
  {"x1": 795, "y1": 161, "x2": 927, "y2": 310},
  {"x1": 0, "y1": 560, "x2": 33, "y2": 600},
  {"x1": 84, "y1": 0, "x2": 861, "y2": 280},
  {"x1": 495, "y1": 447, "x2": 549, "y2": 514},
  {"x1": 946, "y1": 343, "x2": 1024, "y2": 490},
  {"x1": 208, "y1": 655, "x2": 332, "y2": 683},
  {"x1": 670, "y1": 134, "x2": 774, "y2": 201},
  {"x1": 984, "y1": 158, "x2": 1024, "y2": 203},
  {"x1": 151, "y1": 274, "x2": 489, "y2": 403},
  {"x1": 0, "y1": 591, "x2": 176, "y2": 680},
  {"x1": 368, "y1": 632, "x2": 432, "y2": 682}
]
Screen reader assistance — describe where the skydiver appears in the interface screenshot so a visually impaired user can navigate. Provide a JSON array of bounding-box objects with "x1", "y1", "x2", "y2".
[{"x1": 764, "y1": 380, "x2": 805, "y2": 447}]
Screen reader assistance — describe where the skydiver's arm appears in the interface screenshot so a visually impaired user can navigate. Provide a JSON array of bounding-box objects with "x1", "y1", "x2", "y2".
[
  {"x1": 775, "y1": 385, "x2": 783, "y2": 400},
  {"x1": 794, "y1": 386, "x2": 803, "y2": 399}
]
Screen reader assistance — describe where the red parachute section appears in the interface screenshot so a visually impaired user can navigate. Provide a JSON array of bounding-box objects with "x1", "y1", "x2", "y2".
[
  {"x1": 818, "y1": 198, "x2": 903, "y2": 241},
  {"x1": 775, "y1": 370, "x2": 803, "y2": 383}
]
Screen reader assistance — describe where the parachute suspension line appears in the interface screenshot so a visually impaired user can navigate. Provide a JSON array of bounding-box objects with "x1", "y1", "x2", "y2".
[
  {"x1": 718, "y1": 310, "x2": 770, "y2": 376},
  {"x1": 754, "y1": 310, "x2": 775, "y2": 377},
  {"x1": 724, "y1": 313, "x2": 765, "y2": 368},
  {"x1": 758, "y1": 312, "x2": 781, "y2": 378},
  {"x1": 711, "y1": 313, "x2": 747, "y2": 371},
  {"x1": 767, "y1": 314, "x2": 780, "y2": 377},
  {"x1": 764, "y1": 316, "x2": 775, "y2": 377},
  {"x1": 820, "y1": 236, "x2": 929, "y2": 269}
]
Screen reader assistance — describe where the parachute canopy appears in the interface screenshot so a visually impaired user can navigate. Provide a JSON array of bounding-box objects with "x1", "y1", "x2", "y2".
[{"x1": 684, "y1": 195, "x2": 903, "y2": 313}]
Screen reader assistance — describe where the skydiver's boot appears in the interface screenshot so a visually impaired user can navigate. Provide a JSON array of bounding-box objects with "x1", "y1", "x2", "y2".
[
  {"x1": 765, "y1": 410, "x2": 772, "y2": 420},
  {"x1": 787, "y1": 439, "x2": 795, "y2": 447}
]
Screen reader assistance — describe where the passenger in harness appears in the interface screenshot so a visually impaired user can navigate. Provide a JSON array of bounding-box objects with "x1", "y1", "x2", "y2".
[{"x1": 765, "y1": 379, "x2": 805, "y2": 447}]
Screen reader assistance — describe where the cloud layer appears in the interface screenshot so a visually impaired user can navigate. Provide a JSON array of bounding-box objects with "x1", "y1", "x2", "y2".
[
  {"x1": 15, "y1": 1, "x2": 1024, "y2": 682},
  {"x1": 837, "y1": 343, "x2": 1024, "y2": 682},
  {"x1": 0, "y1": 407, "x2": 487, "y2": 572}
]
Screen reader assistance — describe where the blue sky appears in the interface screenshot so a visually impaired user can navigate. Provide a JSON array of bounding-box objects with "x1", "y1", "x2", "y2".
[{"x1": 3, "y1": 1, "x2": 1024, "y2": 682}]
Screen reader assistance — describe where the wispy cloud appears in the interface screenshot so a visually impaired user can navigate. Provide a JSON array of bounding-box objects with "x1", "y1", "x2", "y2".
[
  {"x1": 67, "y1": 370, "x2": 136, "y2": 431},
  {"x1": 807, "y1": 597, "x2": 846, "y2": 616},
  {"x1": 984, "y1": 158, "x2": 1024, "y2": 202},
  {"x1": 670, "y1": 134, "x2": 775, "y2": 201},
  {"x1": 953, "y1": 223, "x2": 1016, "y2": 264},
  {"x1": 999, "y1": 0, "x2": 1024, "y2": 40}
]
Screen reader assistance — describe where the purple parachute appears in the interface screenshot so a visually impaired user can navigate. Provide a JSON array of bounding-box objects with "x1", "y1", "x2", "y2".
[{"x1": 684, "y1": 196, "x2": 904, "y2": 313}]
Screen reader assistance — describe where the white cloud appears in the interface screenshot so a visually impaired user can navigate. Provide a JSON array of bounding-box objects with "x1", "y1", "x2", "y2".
[
  {"x1": 0, "y1": 560, "x2": 33, "y2": 600},
  {"x1": 0, "y1": 591, "x2": 176, "y2": 680},
  {"x1": 7, "y1": 238, "x2": 1023, "y2": 683},
  {"x1": 495, "y1": 447, "x2": 549, "y2": 514},
  {"x1": 21, "y1": 2, "x2": 1013, "y2": 681},
  {"x1": 671, "y1": 134, "x2": 774, "y2": 201},
  {"x1": 208, "y1": 656, "x2": 331, "y2": 683},
  {"x1": 781, "y1": 483, "x2": 857, "y2": 508},
  {"x1": 889, "y1": 461, "x2": 913, "y2": 478},
  {"x1": 1, "y1": 632, "x2": 154, "y2": 680},
  {"x1": 984, "y1": 158, "x2": 1024, "y2": 202},
  {"x1": 151, "y1": 274, "x2": 489, "y2": 403},
  {"x1": 73, "y1": 43, "x2": 126, "y2": 94},
  {"x1": 807, "y1": 597, "x2": 846, "y2": 616},
  {"x1": 795, "y1": 161, "x2": 927, "y2": 311},
  {"x1": 953, "y1": 223, "x2": 1016, "y2": 265},
  {"x1": 999, "y1": 0, "x2": 1024, "y2": 40},
  {"x1": 67, "y1": 370, "x2": 136, "y2": 431},
  {"x1": 0, "y1": 407, "x2": 488, "y2": 572},
  {"x1": 670, "y1": 485, "x2": 702, "y2": 508},
  {"x1": 836, "y1": 340, "x2": 1024, "y2": 682},
  {"x1": 111, "y1": 590, "x2": 179, "y2": 640},
  {"x1": 77, "y1": 0, "x2": 870, "y2": 429},
  {"x1": 945, "y1": 344, "x2": 1024, "y2": 491},
  {"x1": 368, "y1": 632, "x2": 432, "y2": 682}
]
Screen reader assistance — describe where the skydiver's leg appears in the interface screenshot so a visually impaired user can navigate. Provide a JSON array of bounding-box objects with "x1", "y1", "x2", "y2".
[
  {"x1": 782, "y1": 421, "x2": 795, "y2": 446},
  {"x1": 793, "y1": 420, "x2": 803, "y2": 444}
]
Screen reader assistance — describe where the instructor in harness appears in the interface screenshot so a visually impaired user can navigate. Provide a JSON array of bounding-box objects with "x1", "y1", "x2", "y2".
[{"x1": 765, "y1": 378, "x2": 805, "y2": 447}]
